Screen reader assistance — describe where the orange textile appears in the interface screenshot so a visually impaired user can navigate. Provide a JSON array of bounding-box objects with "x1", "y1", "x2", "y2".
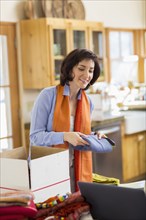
[
  {"x1": 53, "y1": 85, "x2": 70, "y2": 149},
  {"x1": 53, "y1": 85, "x2": 93, "y2": 191}
]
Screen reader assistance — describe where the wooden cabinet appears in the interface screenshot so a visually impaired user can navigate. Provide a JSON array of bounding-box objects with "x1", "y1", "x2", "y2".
[
  {"x1": 122, "y1": 131, "x2": 146, "y2": 181},
  {"x1": 18, "y1": 18, "x2": 106, "y2": 89},
  {"x1": 19, "y1": 19, "x2": 51, "y2": 89}
]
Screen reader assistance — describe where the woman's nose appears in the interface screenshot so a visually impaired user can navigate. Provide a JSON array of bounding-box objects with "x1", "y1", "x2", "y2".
[{"x1": 84, "y1": 70, "x2": 90, "y2": 78}]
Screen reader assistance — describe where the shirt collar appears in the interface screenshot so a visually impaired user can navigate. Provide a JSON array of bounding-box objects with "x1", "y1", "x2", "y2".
[{"x1": 63, "y1": 84, "x2": 82, "y2": 100}]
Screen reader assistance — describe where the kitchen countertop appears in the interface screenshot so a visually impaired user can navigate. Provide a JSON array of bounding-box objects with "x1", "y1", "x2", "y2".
[
  {"x1": 91, "y1": 111, "x2": 124, "y2": 128},
  {"x1": 91, "y1": 109, "x2": 146, "y2": 134}
]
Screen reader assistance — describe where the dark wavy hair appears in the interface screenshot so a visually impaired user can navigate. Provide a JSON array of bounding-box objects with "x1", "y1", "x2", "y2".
[{"x1": 60, "y1": 48, "x2": 100, "y2": 90}]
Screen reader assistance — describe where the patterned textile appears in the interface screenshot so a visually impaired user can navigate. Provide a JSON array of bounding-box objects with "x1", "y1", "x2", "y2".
[{"x1": 35, "y1": 191, "x2": 90, "y2": 220}]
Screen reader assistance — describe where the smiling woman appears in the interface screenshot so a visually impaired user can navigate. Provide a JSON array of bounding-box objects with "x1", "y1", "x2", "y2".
[
  {"x1": 30, "y1": 48, "x2": 101, "y2": 193},
  {"x1": 0, "y1": 23, "x2": 22, "y2": 151}
]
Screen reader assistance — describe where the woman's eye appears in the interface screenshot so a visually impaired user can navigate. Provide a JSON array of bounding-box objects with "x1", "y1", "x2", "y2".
[
  {"x1": 89, "y1": 70, "x2": 94, "y2": 74},
  {"x1": 78, "y1": 68, "x2": 94, "y2": 74},
  {"x1": 78, "y1": 68, "x2": 84, "y2": 71}
]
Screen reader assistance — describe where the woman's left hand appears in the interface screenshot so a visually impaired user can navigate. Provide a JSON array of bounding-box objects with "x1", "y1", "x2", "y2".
[{"x1": 94, "y1": 131, "x2": 107, "y2": 139}]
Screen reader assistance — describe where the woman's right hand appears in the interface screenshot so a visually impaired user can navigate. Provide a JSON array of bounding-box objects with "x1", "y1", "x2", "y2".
[{"x1": 64, "y1": 132, "x2": 89, "y2": 147}]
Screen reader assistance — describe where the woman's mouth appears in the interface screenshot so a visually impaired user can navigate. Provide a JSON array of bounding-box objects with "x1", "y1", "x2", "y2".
[{"x1": 80, "y1": 78, "x2": 89, "y2": 84}]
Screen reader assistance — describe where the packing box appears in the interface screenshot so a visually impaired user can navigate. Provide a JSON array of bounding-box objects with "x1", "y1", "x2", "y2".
[{"x1": 0, "y1": 146, "x2": 70, "y2": 203}]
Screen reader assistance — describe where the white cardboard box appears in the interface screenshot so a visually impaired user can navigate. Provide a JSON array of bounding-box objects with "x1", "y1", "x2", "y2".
[{"x1": 0, "y1": 146, "x2": 70, "y2": 203}]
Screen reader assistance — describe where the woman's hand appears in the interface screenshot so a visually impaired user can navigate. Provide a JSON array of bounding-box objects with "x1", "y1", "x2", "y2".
[
  {"x1": 64, "y1": 132, "x2": 89, "y2": 146},
  {"x1": 94, "y1": 131, "x2": 107, "y2": 139}
]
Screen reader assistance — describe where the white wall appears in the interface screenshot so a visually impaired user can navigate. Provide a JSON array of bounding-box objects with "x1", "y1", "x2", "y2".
[
  {"x1": 83, "y1": 0, "x2": 145, "y2": 28},
  {"x1": 83, "y1": 0, "x2": 146, "y2": 28},
  {"x1": 0, "y1": 0, "x2": 26, "y2": 22},
  {"x1": 1, "y1": 0, "x2": 145, "y2": 28}
]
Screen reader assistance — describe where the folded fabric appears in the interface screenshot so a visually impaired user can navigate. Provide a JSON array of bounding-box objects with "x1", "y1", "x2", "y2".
[
  {"x1": 0, "y1": 200, "x2": 37, "y2": 218},
  {"x1": 0, "y1": 190, "x2": 34, "y2": 206},
  {"x1": 73, "y1": 135, "x2": 115, "y2": 153},
  {"x1": 0, "y1": 214, "x2": 25, "y2": 220},
  {"x1": 92, "y1": 173, "x2": 120, "y2": 185}
]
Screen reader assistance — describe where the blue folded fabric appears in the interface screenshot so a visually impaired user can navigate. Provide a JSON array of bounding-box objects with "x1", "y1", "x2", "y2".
[{"x1": 73, "y1": 135, "x2": 115, "y2": 153}]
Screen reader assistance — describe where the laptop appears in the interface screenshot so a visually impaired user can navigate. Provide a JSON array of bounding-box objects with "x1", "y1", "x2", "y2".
[{"x1": 78, "y1": 181, "x2": 146, "y2": 220}]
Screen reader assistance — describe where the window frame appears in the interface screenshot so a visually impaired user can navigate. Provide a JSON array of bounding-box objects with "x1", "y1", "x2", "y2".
[
  {"x1": 105, "y1": 28, "x2": 146, "y2": 83},
  {"x1": 0, "y1": 22, "x2": 22, "y2": 150}
]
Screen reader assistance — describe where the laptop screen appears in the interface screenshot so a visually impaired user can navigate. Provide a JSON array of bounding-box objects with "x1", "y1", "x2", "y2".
[{"x1": 78, "y1": 181, "x2": 146, "y2": 220}]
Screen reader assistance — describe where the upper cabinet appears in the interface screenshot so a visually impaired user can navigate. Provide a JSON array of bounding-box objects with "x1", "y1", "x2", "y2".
[
  {"x1": 18, "y1": 18, "x2": 106, "y2": 89},
  {"x1": 19, "y1": 19, "x2": 51, "y2": 89},
  {"x1": 89, "y1": 23, "x2": 105, "y2": 79}
]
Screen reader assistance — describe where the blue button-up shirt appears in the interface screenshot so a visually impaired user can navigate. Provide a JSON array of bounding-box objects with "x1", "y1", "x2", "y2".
[{"x1": 30, "y1": 84, "x2": 94, "y2": 146}]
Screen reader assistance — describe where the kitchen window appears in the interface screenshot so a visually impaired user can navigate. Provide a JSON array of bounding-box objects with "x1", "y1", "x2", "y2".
[
  {"x1": 0, "y1": 23, "x2": 22, "y2": 152},
  {"x1": 106, "y1": 28, "x2": 145, "y2": 85},
  {"x1": 0, "y1": 36, "x2": 13, "y2": 151},
  {"x1": 106, "y1": 29, "x2": 138, "y2": 85}
]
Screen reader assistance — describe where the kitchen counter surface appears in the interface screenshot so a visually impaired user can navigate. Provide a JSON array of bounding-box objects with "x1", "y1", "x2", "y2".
[
  {"x1": 91, "y1": 111, "x2": 124, "y2": 128},
  {"x1": 91, "y1": 109, "x2": 146, "y2": 133}
]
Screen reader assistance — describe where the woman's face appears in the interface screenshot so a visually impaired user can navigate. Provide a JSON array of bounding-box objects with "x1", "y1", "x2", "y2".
[{"x1": 71, "y1": 59, "x2": 94, "y2": 89}]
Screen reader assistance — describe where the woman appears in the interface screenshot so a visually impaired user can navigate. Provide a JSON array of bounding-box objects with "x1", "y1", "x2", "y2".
[{"x1": 30, "y1": 48, "x2": 103, "y2": 192}]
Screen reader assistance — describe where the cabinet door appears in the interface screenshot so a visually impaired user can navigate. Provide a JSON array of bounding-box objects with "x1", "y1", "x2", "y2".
[
  {"x1": 49, "y1": 23, "x2": 70, "y2": 85},
  {"x1": 70, "y1": 20, "x2": 89, "y2": 50},
  {"x1": 91, "y1": 31, "x2": 104, "y2": 79},
  {"x1": 88, "y1": 23, "x2": 106, "y2": 81},
  {"x1": 53, "y1": 29, "x2": 67, "y2": 83},
  {"x1": 20, "y1": 19, "x2": 51, "y2": 89},
  {"x1": 73, "y1": 30, "x2": 86, "y2": 49},
  {"x1": 138, "y1": 132, "x2": 146, "y2": 175},
  {"x1": 122, "y1": 134, "x2": 139, "y2": 181}
]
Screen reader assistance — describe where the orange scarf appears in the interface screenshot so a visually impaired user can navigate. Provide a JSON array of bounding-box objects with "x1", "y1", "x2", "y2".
[{"x1": 53, "y1": 85, "x2": 93, "y2": 191}]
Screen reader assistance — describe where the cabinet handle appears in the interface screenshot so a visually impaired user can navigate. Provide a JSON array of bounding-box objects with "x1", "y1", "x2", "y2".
[{"x1": 137, "y1": 134, "x2": 144, "y2": 142}]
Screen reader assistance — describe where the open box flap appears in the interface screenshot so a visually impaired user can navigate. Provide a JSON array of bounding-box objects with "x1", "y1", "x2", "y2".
[
  {"x1": 0, "y1": 147, "x2": 27, "y2": 159},
  {"x1": 30, "y1": 146, "x2": 65, "y2": 159},
  {"x1": 0, "y1": 158, "x2": 29, "y2": 191},
  {"x1": 0, "y1": 147, "x2": 30, "y2": 191}
]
